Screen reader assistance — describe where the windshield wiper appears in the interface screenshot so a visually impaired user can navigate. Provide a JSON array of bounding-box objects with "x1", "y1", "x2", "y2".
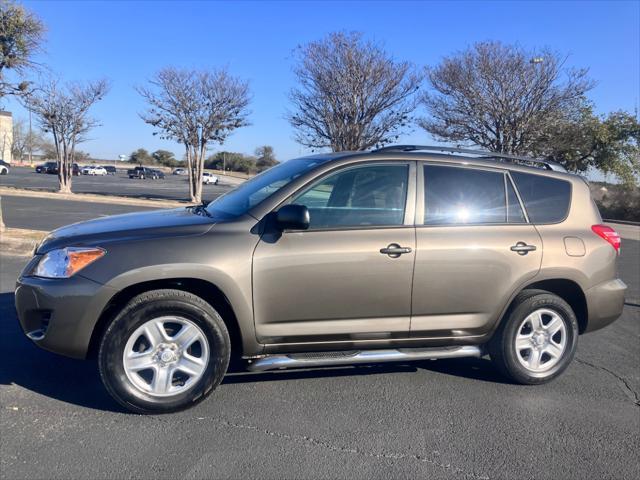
[{"x1": 187, "y1": 202, "x2": 212, "y2": 218}]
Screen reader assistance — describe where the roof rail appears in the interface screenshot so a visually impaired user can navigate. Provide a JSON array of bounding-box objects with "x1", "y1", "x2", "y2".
[{"x1": 372, "y1": 145, "x2": 567, "y2": 172}]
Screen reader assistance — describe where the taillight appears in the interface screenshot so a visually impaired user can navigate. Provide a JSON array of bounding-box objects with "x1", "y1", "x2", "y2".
[{"x1": 591, "y1": 224, "x2": 621, "y2": 254}]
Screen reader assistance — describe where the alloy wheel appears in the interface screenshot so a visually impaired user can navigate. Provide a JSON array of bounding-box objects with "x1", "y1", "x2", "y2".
[
  {"x1": 514, "y1": 308, "x2": 567, "y2": 373},
  {"x1": 122, "y1": 316, "x2": 210, "y2": 397}
]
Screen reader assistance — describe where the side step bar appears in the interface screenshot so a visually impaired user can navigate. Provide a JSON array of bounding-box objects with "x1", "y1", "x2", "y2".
[{"x1": 247, "y1": 346, "x2": 482, "y2": 372}]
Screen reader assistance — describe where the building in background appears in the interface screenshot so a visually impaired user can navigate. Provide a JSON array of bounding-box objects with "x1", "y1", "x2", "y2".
[{"x1": 0, "y1": 111, "x2": 13, "y2": 163}]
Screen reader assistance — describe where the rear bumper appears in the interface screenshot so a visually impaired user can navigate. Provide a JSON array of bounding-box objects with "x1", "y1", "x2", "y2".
[
  {"x1": 584, "y1": 278, "x2": 627, "y2": 333},
  {"x1": 15, "y1": 272, "x2": 117, "y2": 359}
]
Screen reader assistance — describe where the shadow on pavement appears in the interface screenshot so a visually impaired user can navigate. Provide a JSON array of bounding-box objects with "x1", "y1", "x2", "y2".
[
  {"x1": 0, "y1": 288, "x2": 510, "y2": 411},
  {"x1": 0, "y1": 292, "x2": 125, "y2": 413}
]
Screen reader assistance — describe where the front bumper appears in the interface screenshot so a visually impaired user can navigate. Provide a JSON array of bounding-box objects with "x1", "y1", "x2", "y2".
[
  {"x1": 15, "y1": 271, "x2": 117, "y2": 359},
  {"x1": 584, "y1": 278, "x2": 627, "y2": 333}
]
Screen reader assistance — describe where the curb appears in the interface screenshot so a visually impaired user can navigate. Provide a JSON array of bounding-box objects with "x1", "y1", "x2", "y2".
[
  {"x1": 0, "y1": 228, "x2": 47, "y2": 257},
  {"x1": 604, "y1": 219, "x2": 640, "y2": 227},
  {"x1": 0, "y1": 186, "x2": 194, "y2": 208}
]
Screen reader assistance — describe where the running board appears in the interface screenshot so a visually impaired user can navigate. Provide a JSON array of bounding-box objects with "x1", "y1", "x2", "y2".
[{"x1": 247, "y1": 346, "x2": 482, "y2": 372}]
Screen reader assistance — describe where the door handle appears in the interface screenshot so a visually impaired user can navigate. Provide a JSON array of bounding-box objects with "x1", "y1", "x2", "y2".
[
  {"x1": 380, "y1": 244, "x2": 412, "y2": 258},
  {"x1": 510, "y1": 242, "x2": 537, "y2": 255}
]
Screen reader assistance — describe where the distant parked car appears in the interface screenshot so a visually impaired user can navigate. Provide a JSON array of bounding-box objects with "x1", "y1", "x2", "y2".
[
  {"x1": 128, "y1": 166, "x2": 163, "y2": 179},
  {"x1": 173, "y1": 168, "x2": 187, "y2": 175},
  {"x1": 82, "y1": 165, "x2": 107, "y2": 176},
  {"x1": 35, "y1": 161, "x2": 58, "y2": 174},
  {"x1": 103, "y1": 166, "x2": 117, "y2": 175},
  {"x1": 151, "y1": 169, "x2": 165, "y2": 179},
  {"x1": 72, "y1": 163, "x2": 80, "y2": 176},
  {"x1": 0, "y1": 160, "x2": 9, "y2": 175},
  {"x1": 203, "y1": 172, "x2": 219, "y2": 184}
]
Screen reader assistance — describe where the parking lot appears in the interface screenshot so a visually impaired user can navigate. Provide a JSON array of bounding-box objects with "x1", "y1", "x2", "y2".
[
  {"x1": 0, "y1": 173, "x2": 639, "y2": 479},
  {"x1": 0, "y1": 166, "x2": 236, "y2": 202}
]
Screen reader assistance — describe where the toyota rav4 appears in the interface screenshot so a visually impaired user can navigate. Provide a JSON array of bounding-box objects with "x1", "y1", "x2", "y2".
[{"x1": 15, "y1": 146, "x2": 626, "y2": 413}]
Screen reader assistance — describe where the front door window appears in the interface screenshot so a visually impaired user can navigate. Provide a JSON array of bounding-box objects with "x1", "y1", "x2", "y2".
[{"x1": 292, "y1": 164, "x2": 409, "y2": 229}]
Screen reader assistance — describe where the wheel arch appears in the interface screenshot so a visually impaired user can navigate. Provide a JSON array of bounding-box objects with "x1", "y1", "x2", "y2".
[
  {"x1": 498, "y1": 278, "x2": 588, "y2": 334},
  {"x1": 87, "y1": 278, "x2": 245, "y2": 361}
]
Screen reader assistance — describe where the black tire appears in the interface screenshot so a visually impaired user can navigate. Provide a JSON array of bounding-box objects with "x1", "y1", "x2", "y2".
[
  {"x1": 98, "y1": 289, "x2": 230, "y2": 414},
  {"x1": 489, "y1": 290, "x2": 578, "y2": 385}
]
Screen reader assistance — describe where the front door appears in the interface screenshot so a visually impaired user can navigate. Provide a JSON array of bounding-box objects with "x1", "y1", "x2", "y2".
[
  {"x1": 410, "y1": 163, "x2": 543, "y2": 338},
  {"x1": 253, "y1": 162, "x2": 416, "y2": 345}
]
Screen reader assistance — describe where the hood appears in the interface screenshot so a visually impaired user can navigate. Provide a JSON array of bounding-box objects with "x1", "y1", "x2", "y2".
[{"x1": 37, "y1": 207, "x2": 215, "y2": 253}]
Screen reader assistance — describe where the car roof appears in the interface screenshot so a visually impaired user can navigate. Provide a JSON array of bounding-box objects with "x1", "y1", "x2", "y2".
[{"x1": 306, "y1": 146, "x2": 576, "y2": 180}]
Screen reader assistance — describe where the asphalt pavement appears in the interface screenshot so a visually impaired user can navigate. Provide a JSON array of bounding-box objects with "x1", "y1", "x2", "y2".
[
  {"x1": 1, "y1": 195, "x2": 161, "y2": 232},
  {"x1": 0, "y1": 167, "x2": 235, "y2": 202},
  {"x1": 0, "y1": 233, "x2": 638, "y2": 478}
]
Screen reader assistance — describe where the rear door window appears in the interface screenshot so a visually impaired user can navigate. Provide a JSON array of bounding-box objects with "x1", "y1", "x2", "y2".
[
  {"x1": 506, "y1": 176, "x2": 527, "y2": 223},
  {"x1": 423, "y1": 165, "x2": 508, "y2": 225},
  {"x1": 511, "y1": 172, "x2": 571, "y2": 224}
]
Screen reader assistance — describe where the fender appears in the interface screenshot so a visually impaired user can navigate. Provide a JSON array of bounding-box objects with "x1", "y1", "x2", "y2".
[{"x1": 101, "y1": 262, "x2": 263, "y2": 357}]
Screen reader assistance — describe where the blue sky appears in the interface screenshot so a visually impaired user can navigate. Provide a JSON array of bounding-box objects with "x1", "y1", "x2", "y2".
[{"x1": 3, "y1": 0, "x2": 639, "y2": 161}]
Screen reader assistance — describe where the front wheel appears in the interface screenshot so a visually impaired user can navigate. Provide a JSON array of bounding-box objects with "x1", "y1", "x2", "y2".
[
  {"x1": 489, "y1": 290, "x2": 578, "y2": 384},
  {"x1": 98, "y1": 289, "x2": 230, "y2": 414}
]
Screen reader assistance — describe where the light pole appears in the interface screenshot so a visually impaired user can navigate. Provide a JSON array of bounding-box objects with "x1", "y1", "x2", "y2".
[
  {"x1": 21, "y1": 82, "x2": 42, "y2": 166},
  {"x1": 28, "y1": 107, "x2": 32, "y2": 165}
]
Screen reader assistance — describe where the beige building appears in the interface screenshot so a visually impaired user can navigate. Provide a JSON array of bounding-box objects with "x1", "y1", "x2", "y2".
[{"x1": 0, "y1": 111, "x2": 13, "y2": 163}]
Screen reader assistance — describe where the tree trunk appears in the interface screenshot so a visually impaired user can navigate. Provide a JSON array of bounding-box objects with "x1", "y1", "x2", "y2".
[
  {"x1": 193, "y1": 143, "x2": 205, "y2": 204},
  {"x1": 0, "y1": 196, "x2": 5, "y2": 231},
  {"x1": 185, "y1": 146, "x2": 197, "y2": 203},
  {"x1": 57, "y1": 150, "x2": 71, "y2": 194}
]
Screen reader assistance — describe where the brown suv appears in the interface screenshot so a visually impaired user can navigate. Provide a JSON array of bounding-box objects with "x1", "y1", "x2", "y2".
[{"x1": 15, "y1": 146, "x2": 626, "y2": 413}]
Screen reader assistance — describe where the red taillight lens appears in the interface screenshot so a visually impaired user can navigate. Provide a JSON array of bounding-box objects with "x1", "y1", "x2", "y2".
[{"x1": 591, "y1": 224, "x2": 621, "y2": 254}]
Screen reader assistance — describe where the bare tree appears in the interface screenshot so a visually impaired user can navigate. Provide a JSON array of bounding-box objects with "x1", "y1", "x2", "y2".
[
  {"x1": 10, "y1": 117, "x2": 27, "y2": 160},
  {"x1": 138, "y1": 67, "x2": 251, "y2": 203},
  {"x1": 0, "y1": 0, "x2": 45, "y2": 97},
  {"x1": 419, "y1": 41, "x2": 594, "y2": 154},
  {"x1": 255, "y1": 145, "x2": 277, "y2": 171},
  {"x1": 287, "y1": 32, "x2": 423, "y2": 151},
  {"x1": 24, "y1": 78, "x2": 109, "y2": 193},
  {"x1": 10, "y1": 117, "x2": 43, "y2": 161}
]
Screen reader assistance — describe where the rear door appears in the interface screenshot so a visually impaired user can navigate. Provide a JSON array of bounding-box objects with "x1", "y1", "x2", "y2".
[{"x1": 411, "y1": 163, "x2": 542, "y2": 338}]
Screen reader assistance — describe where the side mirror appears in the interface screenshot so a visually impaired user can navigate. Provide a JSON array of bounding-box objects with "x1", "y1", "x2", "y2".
[{"x1": 275, "y1": 204, "x2": 310, "y2": 231}]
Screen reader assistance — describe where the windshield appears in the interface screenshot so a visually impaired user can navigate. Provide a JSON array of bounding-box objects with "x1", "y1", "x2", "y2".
[{"x1": 206, "y1": 156, "x2": 331, "y2": 218}]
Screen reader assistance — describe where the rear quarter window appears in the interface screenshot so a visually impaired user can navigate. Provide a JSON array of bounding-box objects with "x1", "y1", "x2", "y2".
[{"x1": 511, "y1": 172, "x2": 572, "y2": 223}]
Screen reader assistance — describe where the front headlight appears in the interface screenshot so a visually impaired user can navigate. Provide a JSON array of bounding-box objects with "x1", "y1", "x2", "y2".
[{"x1": 33, "y1": 247, "x2": 106, "y2": 278}]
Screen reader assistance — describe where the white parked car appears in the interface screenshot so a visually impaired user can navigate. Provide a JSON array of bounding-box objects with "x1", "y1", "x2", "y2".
[
  {"x1": 203, "y1": 172, "x2": 219, "y2": 184},
  {"x1": 173, "y1": 168, "x2": 187, "y2": 175},
  {"x1": 0, "y1": 160, "x2": 9, "y2": 175},
  {"x1": 82, "y1": 165, "x2": 107, "y2": 176}
]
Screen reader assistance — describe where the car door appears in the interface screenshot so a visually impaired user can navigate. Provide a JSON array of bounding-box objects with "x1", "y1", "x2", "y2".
[
  {"x1": 252, "y1": 161, "x2": 417, "y2": 345},
  {"x1": 411, "y1": 163, "x2": 542, "y2": 338}
]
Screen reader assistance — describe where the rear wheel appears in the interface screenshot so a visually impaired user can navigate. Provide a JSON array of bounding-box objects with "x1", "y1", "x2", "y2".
[
  {"x1": 98, "y1": 289, "x2": 230, "y2": 414},
  {"x1": 489, "y1": 290, "x2": 578, "y2": 384}
]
